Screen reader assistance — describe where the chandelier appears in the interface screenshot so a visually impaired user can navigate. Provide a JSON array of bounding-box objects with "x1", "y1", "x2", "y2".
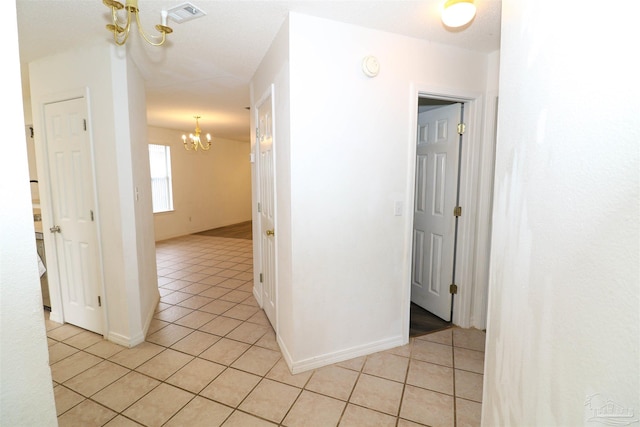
[
  {"x1": 103, "y1": 0, "x2": 173, "y2": 46},
  {"x1": 182, "y1": 116, "x2": 212, "y2": 151}
]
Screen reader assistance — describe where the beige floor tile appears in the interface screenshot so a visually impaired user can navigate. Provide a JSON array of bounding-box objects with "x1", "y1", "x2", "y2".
[
  {"x1": 239, "y1": 378, "x2": 301, "y2": 423},
  {"x1": 63, "y1": 330, "x2": 104, "y2": 350},
  {"x1": 200, "y1": 337, "x2": 250, "y2": 366},
  {"x1": 254, "y1": 329, "x2": 280, "y2": 351},
  {"x1": 305, "y1": 365, "x2": 359, "y2": 401},
  {"x1": 50, "y1": 351, "x2": 103, "y2": 383},
  {"x1": 48, "y1": 342, "x2": 79, "y2": 365},
  {"x1": 198, "y1": 276, "x2": 230, "y2": 287},
  {"x1": 135, "y1": 348, "x2": 194, "y2": 381},
  {"x1": 200, "y1": 368, "x2": 261, "y2": 407},
  {"x1": 454, "y1": 348, "x2": 485, "y2": 374},
  {"x1": 453, "y1": 328, "x2": 486, "y2": 352},
  {"x1": 57, "y1": 399, "x2": 116, "y2": 427},
  {"x1": 454, "y1": 369, "x2": 484, "y2": 402},
  {"x1": 104, "y1": 415, "x2": 144, "y2": 426},
  {"x1": 339, "y1": 404, "x2": 397, "y2": 427},
  {"x1": 181, "y1": 272, "x2": 210, "y2": 282},
  {"x1": 164, "y1": 396, "x2": 233, "y2": 427},
  {"x1": 147, "y1": 318, "x2": 170, "y2": 335},
  {"x1": 455, "y1": 398, "x2": 482, "y2": 427},
  {"x1": 160, "y1": 291, "x2": 192, "y2": 305},
  {"x1": 226, "y1": 322, "x2": 270, "y2": 344},
  {"x1": 219, "y1": 290, "x2": 253, "y2": 303},
  {"x1": 92, "y1": 371, "x2": 160, "y2": 413},
  {"x1": 406, "y1": 359, "x2": 454, "y2": 395},
  {"x1": 64, "y1": 360, "x2": 129, "y2": 397},
  {"x1": 349, "y1": 374, "x2": 404, "y2": 416},
  {"x1": 283, "y1": 390, "x2": 345, "y2": 427},
  {"x1": 222, "y1": 410, "x2": 277, "y2": 426},
  {"x1": 153, "y1": 305, "x2": 194, "y2": 323},
  {"x1": 386, "y1": 342, "x2": 412, "y2": 358},
  {"x1": 231, "y1": 346, "x2": 281, "y2": 376},
  {"x1": 218, "y1": 278, "x2": 246, "y2": 289},
  {"x1": 198, "y1": 316, "x2": 242, "y2": 337},
  {"x1": 171, "y1": 330, "x2": 220, "y2": 356},
  {"x1": 266, "y1": 359, "x2": 313, "y2": 388},
  {"x1": 161, "y1": 279, "x2": 192, "y2": 290},
  {"x1": 362, "y1": 352, "x2": 409, "y2": 382},
  {"x1": 200, "y1": 299, "x2": 238, "y2": 315},
  {"x1": 146, "y1": 323, "x2": 192, "y2": 347},
  {"x1": 84, "y1": 340, "x2": 126, "y2": 359},
  {"x1": 155, "y1": 302, "x2": 172, "y2": 313},
  {"x1": 166, "y1": 358, "x2": 226, "y2": 393},
  {"x1": 53, "y1": 385, "x2": 84, "y2": 416},
  {"x1": 123, "y1": 383, "x2": 194, "y2": 427},
  {"x1": 336, "y1": 356, "x2": 366, "y2": 372},
  {"x1": 400, "y1": 385, "x2": 454, "y2": 427},
  {"x1": 416, "y1": 328, "x2": 453, "y2": 346},
  {"x1": 412, "y1": 339, "x2": 453, "y2": 367},
  {"x1": 174, "y1": 310, "x2": 217, "y2": 329},
  {"x1": 108, "y1": 341, "x2": 164, "y2": 369},
  {"x1": 224, "y1": 304, "x2": 259, "y2": 321},
  {"x1": 177, "y1": 294, "x2": 214, "y2": 309},
  {"x1": 246, "y1": 310, "x2": 270, "y2": 326},
  {"x1": 397, "y1": 419, "x2": 427, "y2": 427},
  {"x1": 47, "y1": 323, "x2": 85, "y2": 341}
]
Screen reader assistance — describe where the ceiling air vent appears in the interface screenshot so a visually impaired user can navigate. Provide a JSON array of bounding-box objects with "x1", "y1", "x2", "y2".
[{"x1": 165, "y1": 2, "x2": 206, "y2": 24}]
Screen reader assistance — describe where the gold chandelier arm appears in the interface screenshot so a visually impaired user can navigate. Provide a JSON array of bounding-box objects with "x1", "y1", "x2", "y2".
[
  {"x1": 134, "y1": 10, "x2": 172, "y2": 47},
  {"x1": 106, "y1": 5, "x2": 132, "y2": 46}
]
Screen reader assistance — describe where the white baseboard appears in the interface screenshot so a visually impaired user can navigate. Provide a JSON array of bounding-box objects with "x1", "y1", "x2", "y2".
[
  {"x1": 107, "y1": 330, "x2": 145, "y2": 348},
  {"x1": 288, "y1": 335, "x2": 405, "y2": 374}
]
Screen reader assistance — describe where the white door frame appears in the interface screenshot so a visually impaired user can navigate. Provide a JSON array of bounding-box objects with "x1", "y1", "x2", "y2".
[
  {"x1": 33, "y1": 88, "x2": 108, "y2": 335},
  {"x1": 404, "y1": 84, "x2": 498, "y2": 334},
  {"x1": 252, "y1": 84, "x2": 278, "y2": 334}
]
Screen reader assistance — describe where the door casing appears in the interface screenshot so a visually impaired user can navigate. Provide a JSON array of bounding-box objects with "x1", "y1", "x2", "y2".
[{"x1": 404, "y1": 84, "x2": 497, "y2": 338}]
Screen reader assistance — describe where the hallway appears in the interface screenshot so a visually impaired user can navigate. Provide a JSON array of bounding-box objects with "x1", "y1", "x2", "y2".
[{"x1": 46, "y1": 233, "x2": 485, "y2": 426}]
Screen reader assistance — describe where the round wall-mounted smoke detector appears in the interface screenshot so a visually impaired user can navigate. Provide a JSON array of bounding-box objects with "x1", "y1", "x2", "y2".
[{"x1": 362, "y1": 55, "x2": 380, "y2": 77}]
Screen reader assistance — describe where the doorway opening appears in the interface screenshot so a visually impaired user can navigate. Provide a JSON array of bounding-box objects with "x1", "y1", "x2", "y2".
[{"x1": 409, "y1": 97, "x2": 465, "y2": 337}]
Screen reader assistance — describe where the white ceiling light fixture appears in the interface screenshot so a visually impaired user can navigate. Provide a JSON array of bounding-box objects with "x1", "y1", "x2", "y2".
[
  {"x1": 103, "y1": 0, "x2": 173, "y2": 46},
  {"x1": 441, "y1": 0, "x2": 477, "y2": 28}
]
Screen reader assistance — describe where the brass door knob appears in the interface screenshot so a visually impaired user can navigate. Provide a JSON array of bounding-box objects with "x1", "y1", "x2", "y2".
[
  {"x1": 49, "y1": 225, "x2": 61, "y2": 233},
  {"x1": 266, "y1": 229, "x2": 275, "y2": 236}
]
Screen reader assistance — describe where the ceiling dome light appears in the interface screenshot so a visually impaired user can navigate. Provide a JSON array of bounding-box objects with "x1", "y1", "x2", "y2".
[{"x1": 442, "y1": 0, "x2": 477, "y2": 28}]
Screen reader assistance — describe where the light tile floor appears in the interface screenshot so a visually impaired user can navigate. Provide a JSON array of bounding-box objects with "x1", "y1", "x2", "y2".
[{"x1": 46, "y1": 234, "x2": 485, "y2": 426}]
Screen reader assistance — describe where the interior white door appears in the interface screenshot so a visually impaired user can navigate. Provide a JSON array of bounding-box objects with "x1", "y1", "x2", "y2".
[
  {"x1": 44, "y1": 97, "x2": 102, "y2": 334},
  {"x1": 257, "y1": 92, "x2": 276, "y2": 330},
  {"x1": 411, "y1": 103, "x2": 462, "y2": 321}
]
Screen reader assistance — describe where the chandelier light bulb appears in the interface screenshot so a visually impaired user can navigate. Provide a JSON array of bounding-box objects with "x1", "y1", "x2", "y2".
[{"x1": 183, "y1": 116, "x2": 212, "y2": 151}]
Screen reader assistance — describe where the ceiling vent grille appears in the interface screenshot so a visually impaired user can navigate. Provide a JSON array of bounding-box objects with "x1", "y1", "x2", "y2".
[{"x1": 165, "y1": 2, "x2": 206, "y2": 24}]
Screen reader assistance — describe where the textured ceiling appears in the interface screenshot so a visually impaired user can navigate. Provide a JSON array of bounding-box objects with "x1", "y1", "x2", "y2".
[{"x1": 16, "y1": 0, "x2": 501, "y2": 143}]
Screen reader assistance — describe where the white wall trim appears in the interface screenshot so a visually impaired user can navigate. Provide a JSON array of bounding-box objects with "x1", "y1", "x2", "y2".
[
  {"x1": 405, "y1": 83, "x2": 491, "y2": 331},
  {"x1": 107, "y1": 330, "x2": 144, "y2": 348},
  {"x1": 288, "y1": 335, "x2": 405, "y2": 375}
]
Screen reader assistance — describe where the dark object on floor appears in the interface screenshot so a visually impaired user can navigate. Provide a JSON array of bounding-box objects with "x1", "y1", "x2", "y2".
[
  {"x1": 410, "y1": 302, "x2": 451, "y2": 337},
  {"x1": 195, "y1": 221, "x2": 253, "y2": 240}
]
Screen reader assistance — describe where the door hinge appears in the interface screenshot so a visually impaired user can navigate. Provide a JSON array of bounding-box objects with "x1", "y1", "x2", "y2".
[
  {"x1": 256, "y1": 127, "x2": 260, "y2": 140},
  {"x1": 450, "y1": 284, "x2": 458, "y2": 294},
  {"x1": 98, "y1": 296, "x2": 102, "y2": 307},
  {"x1": 457, "y1": 123, "x2": 466, "y2": 135},
  {"x1": 83, "y1": 119, "x2": 87, "y2": 131},
  {"x1": 90, "y1": 210, "x2": 94, "y2": 221},
  {"x1": 453, "y1": 206, "x2": 462, "y2": 217},
  {"x1": 259, "y1": 273, "x2": 263, "y2": 283},
  {"x1": 257, "y1": 202, "x2": 261, "y2": 213}
]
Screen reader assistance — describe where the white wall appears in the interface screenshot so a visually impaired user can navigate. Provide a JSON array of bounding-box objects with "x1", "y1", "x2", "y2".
[
  {"x1": 29, "y1": 42, "x2": 158, "y2": 347},
  {"x1": 252, "y1": 13, "x2": 496, "y2": 372},
  {"x1": 0, "y1": 2, "x2": 57, "y2": 423},
  {"x1": 483, "y1": 1, "x2": 640, "y2": 425},
  {"x1": 149, "y1": 126, "x2": 252, "y2": 242}
]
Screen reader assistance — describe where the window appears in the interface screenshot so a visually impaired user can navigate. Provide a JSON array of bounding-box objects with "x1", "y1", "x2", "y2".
[{"x1": 148, "y1": 144, "x2": 174, "y2": 213}]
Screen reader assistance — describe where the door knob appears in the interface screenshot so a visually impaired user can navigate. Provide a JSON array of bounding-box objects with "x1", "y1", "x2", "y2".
[
  {"x1": 50, "y1": 225, "x2": 61, "y2": 233},
  {"x1": 266, "y1": 229, "x2": 275, "y2": 236}
]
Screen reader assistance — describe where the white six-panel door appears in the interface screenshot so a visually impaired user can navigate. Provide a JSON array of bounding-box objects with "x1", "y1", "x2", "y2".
[
  {"x1": 411, "y1": 103, "x2": 462, "y2": 321},
  {"x1": 44, "y1": 97, "x2": 103, "y2": 334},
  {"x1": 257, "y1": 92, "x2": 276, "y2": 330}
]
